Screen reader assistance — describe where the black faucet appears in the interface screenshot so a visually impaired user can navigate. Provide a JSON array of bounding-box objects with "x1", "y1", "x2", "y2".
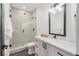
[{"x1": 53, "y1": 35, "x2": 56, "y2": 39}]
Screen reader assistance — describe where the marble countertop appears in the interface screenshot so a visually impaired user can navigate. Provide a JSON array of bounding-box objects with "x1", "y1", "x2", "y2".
[{"x1": 35, "y1": 36, "x2": 76, "y2": 55}]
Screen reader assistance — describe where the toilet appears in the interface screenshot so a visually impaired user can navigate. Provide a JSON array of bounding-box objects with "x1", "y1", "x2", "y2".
[{"x1": 26, "y1": 42, "x2": 35, "y2": 55}]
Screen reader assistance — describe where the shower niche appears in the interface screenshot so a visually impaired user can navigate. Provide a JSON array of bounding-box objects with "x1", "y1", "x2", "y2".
[{"x1": 49, "y1": 3, "x2": 66, "y2": 37}]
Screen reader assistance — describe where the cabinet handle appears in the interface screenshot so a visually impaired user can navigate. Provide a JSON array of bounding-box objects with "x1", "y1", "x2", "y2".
[{"x1": 57, "y1": 52, "x2": 63, "y2": 56}]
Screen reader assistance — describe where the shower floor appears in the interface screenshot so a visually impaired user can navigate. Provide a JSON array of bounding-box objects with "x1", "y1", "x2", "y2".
[{"x1": 10, "y1": 49, "x2": 35, "y2": 56}]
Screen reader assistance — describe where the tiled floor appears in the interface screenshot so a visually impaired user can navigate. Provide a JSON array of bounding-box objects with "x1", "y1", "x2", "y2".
[{"x1": 10, "y1": 49, "x2": 35, "y2": 56}]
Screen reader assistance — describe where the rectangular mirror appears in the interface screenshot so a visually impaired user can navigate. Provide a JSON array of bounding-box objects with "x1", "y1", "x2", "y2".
[{"x1": 49, "y1": 4, "x2": 66, "y2": 36}]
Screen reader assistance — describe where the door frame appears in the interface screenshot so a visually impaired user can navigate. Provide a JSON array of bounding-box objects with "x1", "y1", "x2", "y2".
[{"x1": 0, "y1": 3, "x2": 4, "y2": 56}]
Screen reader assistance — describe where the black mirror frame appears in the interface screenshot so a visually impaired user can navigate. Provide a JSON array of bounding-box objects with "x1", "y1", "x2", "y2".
[{"x1": 49, "y1": 4, "x2": 66, "y2": 37}]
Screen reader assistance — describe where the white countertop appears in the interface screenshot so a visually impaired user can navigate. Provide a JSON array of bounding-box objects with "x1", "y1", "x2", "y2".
[{"x1": 35, "y1": 36, "x2": 76, "y2": 55}]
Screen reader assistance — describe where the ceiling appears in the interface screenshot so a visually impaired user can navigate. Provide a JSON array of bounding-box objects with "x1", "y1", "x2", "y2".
[{"x1": 10, "y1": 3, "x2": 53, "y2": 12}]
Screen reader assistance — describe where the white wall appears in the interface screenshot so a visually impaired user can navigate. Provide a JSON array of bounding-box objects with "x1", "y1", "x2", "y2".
[
  {"x1": 36, "y1": 3, "x2": 77, "y2": 43},
  {"x1": 36, "y1": 4, "x2": 50, "y2": 35},
  {"x1": 57, "y1": 4, "x2": 77, "y2": 43}
]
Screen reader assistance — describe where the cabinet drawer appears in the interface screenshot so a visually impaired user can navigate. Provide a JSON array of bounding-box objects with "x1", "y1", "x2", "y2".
[
  {"x1": 55, "y1": 48, "x2": 73, "y2": 56},
  {"x1": 46, "y1": 44, "x2": 55, "y2": 56}
]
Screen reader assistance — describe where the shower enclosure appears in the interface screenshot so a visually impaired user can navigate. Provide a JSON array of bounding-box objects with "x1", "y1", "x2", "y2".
[{"x1": 10, "y1": 7, "x2": 37, "y2": 50}]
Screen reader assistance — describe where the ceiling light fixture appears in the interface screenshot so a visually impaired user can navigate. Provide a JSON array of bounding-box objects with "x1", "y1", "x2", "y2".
[
  {"x1": 49, "y1": 8, "x2": 56, "y2": 14},
  {"x1": 55, "y1": 3, "x2": 65, "y2": 11},
  {"x1": 49, "y1": 3, "x2": 65, "y2": 14}
]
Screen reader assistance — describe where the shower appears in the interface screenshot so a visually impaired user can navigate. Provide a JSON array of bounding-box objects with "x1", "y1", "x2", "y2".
[{"x1": 10, "y1": 3, "x2": 37, "y2": 55}]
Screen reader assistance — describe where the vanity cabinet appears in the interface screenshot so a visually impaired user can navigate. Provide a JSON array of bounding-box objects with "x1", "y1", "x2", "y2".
[
  {"x1": 35, "y1": 40, "x2": 55, "y2": 56},
  {"x1": 35, "y1": 39, "x2": 74, "y2": 56},
  {"x1": 46, "y1": 44, "x2": 55, "y2": 56}
]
